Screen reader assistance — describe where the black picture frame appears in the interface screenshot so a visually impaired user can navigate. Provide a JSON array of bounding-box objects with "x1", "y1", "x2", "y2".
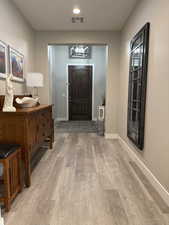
[
  {"x1": 127, "y1": 23, "x2": 150, "y2": 150},
  {"x1": 9, "y1": 47, "x2": 24, "y2": 82},
  {"x1": 0, "y1": 40, "x2": 8, "y2": 79}
]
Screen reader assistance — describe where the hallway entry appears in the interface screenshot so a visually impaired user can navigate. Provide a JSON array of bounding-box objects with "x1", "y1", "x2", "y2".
[
  {"x1": 48, "y1": 45, "x2": 106, "y2": 121},
  {"x1": 68, "y1": 65, "x2": 92, "y2": 120}
]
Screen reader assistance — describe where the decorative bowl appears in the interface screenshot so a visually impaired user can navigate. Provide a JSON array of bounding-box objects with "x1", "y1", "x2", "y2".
[{"x1": 15, "y1": 97, "x2": 39, "y2": 108}]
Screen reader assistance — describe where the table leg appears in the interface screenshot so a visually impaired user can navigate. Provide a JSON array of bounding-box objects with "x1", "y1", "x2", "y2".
[{"x1": 24, "y1": 151, "x2": 31, "y2": 187}]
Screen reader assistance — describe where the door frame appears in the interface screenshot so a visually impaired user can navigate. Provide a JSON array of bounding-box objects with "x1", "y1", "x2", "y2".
[{"x1": 66, "y1": 64, "x2": 95, "y2": 121}]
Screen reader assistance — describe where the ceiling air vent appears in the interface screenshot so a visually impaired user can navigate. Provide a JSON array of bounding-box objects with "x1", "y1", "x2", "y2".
[{"x1": 72, "y1": 17, "x2": 84, "y2": 23}]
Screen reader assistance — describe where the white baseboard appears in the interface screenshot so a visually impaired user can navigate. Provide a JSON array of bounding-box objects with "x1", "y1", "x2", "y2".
[
  {"x1": 55, "y1": 118, "x2": 97, "y2": 122},
  {"x1": 105, "y1": 133, "x2": 119, "y2": 139},
  {"x1": 118, "y1": 136, "x2": 169, "y2": 207}
]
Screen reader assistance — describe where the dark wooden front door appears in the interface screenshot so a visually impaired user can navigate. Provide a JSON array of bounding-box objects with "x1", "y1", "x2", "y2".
[{"x1": 68, "y1": 65, "x2": 92, "y2": 120}]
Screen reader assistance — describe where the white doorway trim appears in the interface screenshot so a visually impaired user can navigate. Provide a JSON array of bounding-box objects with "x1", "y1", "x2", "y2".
[{"x1": 66, "y1": 64, "x2": 95, "y2": 121}]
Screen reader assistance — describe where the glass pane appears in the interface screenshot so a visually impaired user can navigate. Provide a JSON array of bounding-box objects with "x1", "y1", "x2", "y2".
[
  {"x1": 132, "y1": 33, "x2": 143, "y2": 49},
  {"x1": 133, "y1": 80, "x2": 138, "y2": 101},
  {"x1": 129, "y1": 77, "x2": 141, "y2": 112},
  {"x1": 140, "y1": 44, "x2": 144, "y2": 67},
  {"x1": 129, "y1": 109, "x2": 140, "y2": 142},
  {"x1": 132, "y1": 71, "x2": 139, "y2": 80},
  {"x1": 132, "y1": 47, "x2": 140, "y2": 70}
]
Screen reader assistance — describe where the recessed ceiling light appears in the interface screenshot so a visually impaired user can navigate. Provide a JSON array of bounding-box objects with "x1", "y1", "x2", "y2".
[{"x1": 73, "y1": 8, "x2": 81, "y2": 15}]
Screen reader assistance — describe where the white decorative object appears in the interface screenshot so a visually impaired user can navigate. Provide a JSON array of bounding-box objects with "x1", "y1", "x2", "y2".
[
  {"x1": 97, "y1": 106, "x2": 105, "y2": 136},
  {"x1": 26, "y1": 73, "x2": 44, "y2": 98},
  {"x1": 15, "y1": 97, "x2": 39, "y2": 108},
  {"x1": 3, "y1": 74, "x2": 16, "y2": 112},
  {"x1": 98, "y1": 106, "x2": 105, "y2": 121}
]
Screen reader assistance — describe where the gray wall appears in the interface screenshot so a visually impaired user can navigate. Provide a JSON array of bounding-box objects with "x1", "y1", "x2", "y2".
[
  {"x1": 118, "y1": 0, "x2": 169, "y2": 191},
  {"x1": 0, "y1": 0, "x2": 35, "y2": 95},
  {"x1": 49, "y1": 45, "x2": 107, "y2": 120}
]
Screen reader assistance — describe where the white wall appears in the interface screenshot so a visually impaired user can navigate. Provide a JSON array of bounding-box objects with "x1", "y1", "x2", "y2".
[
  {"x1": 35, "y1": 31, "x2": 120, "y2": 134},
  {"x1": 49, "y1": 45, "x2": 106, "y2": 120},
  {"x1": 0, "y1": 0, "x2": 35, "y2": 95},
  {"x1": 118, "y1": 0, "x2": 169, "y2": 191}
]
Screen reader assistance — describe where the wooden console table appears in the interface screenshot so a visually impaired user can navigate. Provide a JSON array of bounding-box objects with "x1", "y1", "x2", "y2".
[{"x1": 0, "y1": 105, "x2": 54, "y2": 187}]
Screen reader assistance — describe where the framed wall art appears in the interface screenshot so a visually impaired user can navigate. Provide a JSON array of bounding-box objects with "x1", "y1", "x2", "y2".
[
  {"x1": 127, "y1": 23, "x2": 150, "y2": 150},
  {"x1": 9, "y1": 47, "x2": 24, "y2": 82},
  {"x1": 0, "y1": 40, "x2": 8, "y2": 79},
  {"x1": 69, "y1": 45, "x2": 92, "y2": 59}
]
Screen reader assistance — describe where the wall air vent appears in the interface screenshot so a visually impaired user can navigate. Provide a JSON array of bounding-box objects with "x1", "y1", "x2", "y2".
[{"x1": 72, "y1": 17, "x2": 84, "y2": 23}]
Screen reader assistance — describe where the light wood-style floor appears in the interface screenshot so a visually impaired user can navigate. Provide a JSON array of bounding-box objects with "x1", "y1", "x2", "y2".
[{"x1": 4, "y1": 133, "x2": 169, "y2": 225}]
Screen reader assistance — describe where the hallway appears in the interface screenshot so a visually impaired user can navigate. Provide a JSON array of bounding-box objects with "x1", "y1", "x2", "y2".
[{"x1": 4, "y1": 133, "x2": 169, "y2": 225}]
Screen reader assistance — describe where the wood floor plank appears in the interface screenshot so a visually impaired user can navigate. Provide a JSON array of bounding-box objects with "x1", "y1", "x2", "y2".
[
  {"x1": 104, "y1": 189, "x2": 129, "y2": 225},
  {"x1": 130, "y1": 161, "x2": 169, "y2": 214},
  {"x1": 4, "y1": 133, "x2": 169, "y2": 225}
]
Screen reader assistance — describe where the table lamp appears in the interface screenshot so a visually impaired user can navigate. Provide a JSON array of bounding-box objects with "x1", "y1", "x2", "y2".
[{"x1": 26, "y1": 73, "x2": 44, "y2": 98}]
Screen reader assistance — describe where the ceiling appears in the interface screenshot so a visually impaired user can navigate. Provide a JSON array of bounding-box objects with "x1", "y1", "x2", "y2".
[{"x1": 12, "y1": 0, "x2": 138, "y2": 31}]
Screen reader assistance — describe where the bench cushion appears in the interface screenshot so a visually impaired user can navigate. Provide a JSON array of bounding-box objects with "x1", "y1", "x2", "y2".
[{"x1": 0, "y1": 144, "x2": 20, "y2": 159}]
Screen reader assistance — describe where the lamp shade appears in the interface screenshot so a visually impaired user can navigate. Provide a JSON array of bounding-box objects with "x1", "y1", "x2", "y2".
[{"x1": 26, "y1": 73, "x2": 44, "y2": 87}]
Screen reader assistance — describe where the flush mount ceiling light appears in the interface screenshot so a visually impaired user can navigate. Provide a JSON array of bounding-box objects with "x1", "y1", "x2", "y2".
[{"x1": 73, "y1": 8, "x2": 81, "y2": 15}]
